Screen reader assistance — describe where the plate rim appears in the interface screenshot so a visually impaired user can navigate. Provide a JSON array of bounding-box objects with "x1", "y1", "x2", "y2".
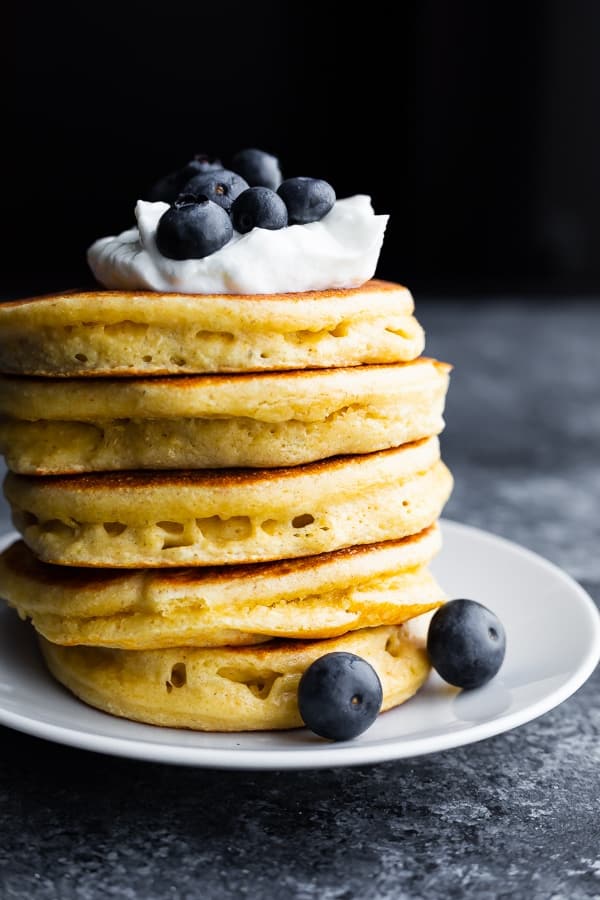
[{"x1": 0, "y1": 519, "x2": 598, "y2": 770}]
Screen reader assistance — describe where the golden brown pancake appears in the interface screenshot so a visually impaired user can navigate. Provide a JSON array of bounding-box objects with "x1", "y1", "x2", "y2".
[
  {"x1": 0, "y1": 360, "x2": 450, "y2": 474},
  {"x1": 0, "y1": 526, "x2": 444, "y2": 648},
  {"x1": 0, "y1": 280, "x2": 424, "y2": 376},
  {"x1": 5, "y1": 437, "x2": 453, "y2": 567},
  {"x1": 39, "y1": 621, "x2": 431, "y2": 731}
]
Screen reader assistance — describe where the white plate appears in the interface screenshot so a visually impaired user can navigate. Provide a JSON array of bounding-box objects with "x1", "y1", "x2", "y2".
[{"x1": 0, "y1": 521, "x2": 598, "y2": 769}]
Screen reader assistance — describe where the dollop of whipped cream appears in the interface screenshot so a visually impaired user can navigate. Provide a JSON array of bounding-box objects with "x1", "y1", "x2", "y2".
[{"x1": 87, "y1": 196, "x2": 388, "y2": 294}]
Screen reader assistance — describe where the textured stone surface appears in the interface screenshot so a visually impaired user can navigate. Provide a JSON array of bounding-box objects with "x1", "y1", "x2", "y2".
[{"x1": 0, "y1": 300, "x2": 599, "y2": 899}]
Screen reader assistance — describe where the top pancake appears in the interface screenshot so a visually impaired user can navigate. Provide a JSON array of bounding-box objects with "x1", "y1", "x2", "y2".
[{"x1": 0, "y1": 280, "x2": 424, "y2": 376}]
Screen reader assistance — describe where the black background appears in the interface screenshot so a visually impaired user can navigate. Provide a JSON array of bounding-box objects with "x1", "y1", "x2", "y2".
[{"x1": 5, "y1": 0, "x2": 600, "y2": 296}]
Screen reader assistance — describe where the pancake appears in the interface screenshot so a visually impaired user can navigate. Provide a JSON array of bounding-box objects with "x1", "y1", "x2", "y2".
[
  {"x1": 0, "y1": 360, "x2": 451, "y2": 474},
  {"x1": 0, "y1": 526, "x2": 444, "y2": 649},
  {"x1": 5, "y1": 437, "x2": 453, "y2": 567},
  {"x1": 39, "y1": 621, "x2": 431, "y2": 731},
  {"x1": 0, "y1": 280, "x2": 424, "y2": 376}
]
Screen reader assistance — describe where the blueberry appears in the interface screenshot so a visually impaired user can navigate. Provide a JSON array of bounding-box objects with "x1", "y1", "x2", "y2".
[
  {"x1": 427, "y1": 598, "x2": 506, "y2": 689},
  {"x1": 298, "y1": 652, "x2": 383, "y2": 741},
  {"x1": 191, "y1": 154, "x2": 223, "y2": 173},
  {"x1": 156, "y1": 195, "x2": 233, "y2": 260},
  {"x1": 148, "y1": 155, "x2": 222, "y2": 203},
  {"x1": 277, "y1": 177, "x2": 336, "y2": 225},
  {"x1": 180, "y1": 169, "x2": 249, "y2": 213},
  {"x1": 231, "y1": 148, "x2": 282, "y2": 191},
  {"x1": 231, "y1": 187, "x2": 288, "y2": 234}
]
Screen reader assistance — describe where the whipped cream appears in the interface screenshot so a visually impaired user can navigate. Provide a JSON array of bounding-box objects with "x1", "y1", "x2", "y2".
[{"x1": 87, "y1": 196, "x2": 388, "y2": 295}]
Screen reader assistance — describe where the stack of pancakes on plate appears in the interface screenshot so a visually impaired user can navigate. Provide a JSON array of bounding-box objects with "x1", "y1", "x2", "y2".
[{"x1": 0, "y1": 279, "x2": 452, "y2": 731}]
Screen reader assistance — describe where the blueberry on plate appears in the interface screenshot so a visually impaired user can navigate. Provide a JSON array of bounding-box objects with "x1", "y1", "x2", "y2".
[
  {"x1": 231, "y1": 148, "x2": 282, "y2": 191},
  {"x1": 277, "y1": 177, "x2": 336, "y2": 225},
  {"x1": 148, "y1": 155, "x2": 222, "y2": 203},
  {"x1": 427, "y1": 598, "x2": 506, "y2": 689},
  {"x1": 298, "y1": 652, "x2": 383, "y2": 741},
  {"x1": 180, "y1": 169, "x2": 249, "y2": 213},
  {"x1": 156, "y1": 195, "x2": 233, "y2": 260},
  {"x1": 231, "y1": 187, "x2": 288, "y2": 234}
]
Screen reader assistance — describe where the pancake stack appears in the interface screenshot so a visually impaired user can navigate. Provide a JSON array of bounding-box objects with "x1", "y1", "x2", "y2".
[{"x1": 0, "y1": 279, "x2": 452, "y2": 732}]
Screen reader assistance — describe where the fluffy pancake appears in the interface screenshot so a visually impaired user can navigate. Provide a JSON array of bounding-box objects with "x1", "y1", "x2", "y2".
[
  {"x1": 0, "y1": 280, "x2": 424, "y2": 376},
  {"x1": 5, "y1": 437, "x2": 453, "y2": 567},
  {"x1": 0, "y1": 360, "x2": 450, "y2": 474},
  {"x1": 39, "y1": 621, "x2": 431, "y2": 731},
  {"x1": 0, "y1": 526, "x2": 444, "y2": 648}
]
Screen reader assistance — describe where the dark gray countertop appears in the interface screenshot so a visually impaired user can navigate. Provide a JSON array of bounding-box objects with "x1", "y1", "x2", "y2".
[{"x1": 1, "y1": 299, "x2": 599, "y2": 899}]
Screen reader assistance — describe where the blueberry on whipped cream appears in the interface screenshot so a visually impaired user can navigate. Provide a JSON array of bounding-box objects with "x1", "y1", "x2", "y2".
[
  {"x1": 156, "y1": 195, "x2": 233, "y2": 260},
  {"x1": 230, "y1": 148, "x2": 282, "y2": 191},
  {"x1": 148, "y1": 155, "x2": 222, "y2": 204},
  {"x1": 277, "y1": 177, "x2": 336, "y2": 225},
  {"x1": 181, "y1": 169, "x2": 249, "y2": 213},
  {"x1": 231, "y1": 187, "x2": 288, "y2": 234}
]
